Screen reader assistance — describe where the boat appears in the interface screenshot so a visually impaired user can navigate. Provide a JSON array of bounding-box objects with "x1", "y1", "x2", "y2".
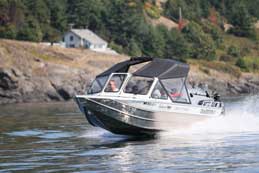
[{"x1": 75, "y1": 57, "x2": 225, "y2": 136}]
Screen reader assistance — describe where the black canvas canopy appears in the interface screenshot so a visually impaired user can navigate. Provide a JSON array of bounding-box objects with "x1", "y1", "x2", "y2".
[
  {"x1": 97, "y1": 57, "x2": 152, "y2": 77},
  {"x1": 96, "y1": 57, "x2": 189, "y2": 79},
  {"x1": 133, "y1": 58, "x2": 189, "y2": 79}
]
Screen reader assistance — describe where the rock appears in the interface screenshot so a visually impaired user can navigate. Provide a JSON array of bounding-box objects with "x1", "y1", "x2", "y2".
[
  {"x1": 46, "y1": 90, "x2": 62, "y2": 101},
  {"x1": 0, "y1": 68, "x2": 18, "y2": 90},
  {"x1": 34, "y1": 57, "x2": 42, "y2": 62},
  {"x1": 57, "y1": 87, "x2": 72, "y2": 100}
]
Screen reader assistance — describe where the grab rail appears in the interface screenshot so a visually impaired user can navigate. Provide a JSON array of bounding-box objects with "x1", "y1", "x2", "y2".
[{"x1": 198, "y1": 100, "x2": 223, "y2": 108}]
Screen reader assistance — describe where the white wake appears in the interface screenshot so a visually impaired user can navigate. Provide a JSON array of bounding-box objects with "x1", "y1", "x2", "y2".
[{"x1": 164, "y1": 95, "x2": 259, "y2": 136}]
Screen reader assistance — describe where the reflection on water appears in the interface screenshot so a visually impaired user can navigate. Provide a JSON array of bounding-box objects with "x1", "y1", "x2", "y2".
[{"x1": 0, "y1": 96, "x2": 259, "y2": 172}]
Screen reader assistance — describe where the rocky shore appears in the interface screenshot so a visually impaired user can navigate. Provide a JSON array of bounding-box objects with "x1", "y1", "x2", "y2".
[
  {"x1": 189, "y1": 66, "x2": 259, "y2": 98},
  {"x1": 0, "y1": 39, "x2": 259, "y2": 104},
  {"x1": 0, "y1": 39, "x2": 126, "y2": 104}
]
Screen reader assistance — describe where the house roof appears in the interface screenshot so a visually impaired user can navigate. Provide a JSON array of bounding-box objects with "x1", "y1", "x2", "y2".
[{"x1": 70, "y1": 29, "x2": 107, "y2": 45}]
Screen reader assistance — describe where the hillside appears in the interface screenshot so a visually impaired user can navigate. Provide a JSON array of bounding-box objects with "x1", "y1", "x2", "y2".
[
  {"x1": 0, "y1": 39, "x2": 126, "y2": 104},
  {"x1": 1, "y1": 39, "x2": 259, "y2": 104},
  {"x1": 1, "y1": 0, "x2": 259, "y2": 61}
]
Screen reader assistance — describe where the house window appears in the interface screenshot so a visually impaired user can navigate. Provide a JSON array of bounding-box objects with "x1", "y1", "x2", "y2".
[{"x1": 70, "y1": 35, "x2": 74, "y2": 41}]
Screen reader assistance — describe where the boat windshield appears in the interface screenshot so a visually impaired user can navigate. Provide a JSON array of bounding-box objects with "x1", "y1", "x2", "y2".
[
  {"x1": 87, "y1": 76, "x2": 108, "y2": 94},
  {"x1": 161, "y1": 77, "x2": 190, "y2": 103},
  {"x1": 124, "y1": 76, "x2": 153, "y2": 95},
  {"x1": 104, "y1": 74, "x2": 127, "y2": 93},
  {"x1": 151, "y1": 81, "x2": 168, "y2": 100}
]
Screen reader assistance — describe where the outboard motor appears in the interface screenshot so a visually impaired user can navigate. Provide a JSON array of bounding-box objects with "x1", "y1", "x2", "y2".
[{"x1": 213, "y1": 92, "x2": 220, "y2": 101}]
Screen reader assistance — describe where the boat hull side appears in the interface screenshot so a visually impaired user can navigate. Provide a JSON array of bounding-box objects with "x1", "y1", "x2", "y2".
[
  {"x1": 76, "y1": 97, "x2": 159, "y2": 136},
  {"x1": 75, "y1": 97, "x2": 210, "y2": 136}
]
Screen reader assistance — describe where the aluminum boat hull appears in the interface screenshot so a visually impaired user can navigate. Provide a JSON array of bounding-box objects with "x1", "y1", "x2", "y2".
[{"x1": 75, "y1": 97, "x2": 213, "y2": 136}]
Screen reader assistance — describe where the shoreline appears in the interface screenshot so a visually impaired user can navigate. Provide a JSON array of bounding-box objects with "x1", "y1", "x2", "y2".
[{"x1": 1, "y1": 39, "x2": 259, "y2": 105}]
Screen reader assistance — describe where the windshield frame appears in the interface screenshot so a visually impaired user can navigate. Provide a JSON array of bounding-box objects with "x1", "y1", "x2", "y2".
[
  {"x1": 87, "y1": 75, "x2": 109, "y2": 94},
  {"x1": 103, "y1": 73, "x2": 128, "y2": 93},
  {"x1": 160, "y1": 77, "x2": 191, "y2": 104},
  {"x1": 122, "y1": 75, "x2": 154, "y2": 96}
]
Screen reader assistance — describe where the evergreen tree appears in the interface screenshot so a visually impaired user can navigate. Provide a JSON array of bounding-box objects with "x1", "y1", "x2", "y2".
[
  {"x1": 67, "y1": 0, "x2": 104, "y2": 30},
  {"x1": 165, "y1": 29, "x2": 190, "y2": 60},
  {"x1": 143, "y1": 26, "x2": 165, "y2": 58},
  {"x1": 0, "y1": 24, "x2": 17, "y2": 39},
  {"x1": 17, "y1": 16, "x2": 43, "y2": 42},
  {"x1": 228, "y1": 3, "x2": 256, "y2": 38},
  {"x1": 128, "y1": 38, "x2": 142, "y2": 57},
  {"x1": 46, "y1": 0, "x2": 67, "y2": 32},
  {"x1": 23, "y1": 0, "x2": 50, "y2": 25},
  {"x1": 104, "y1": 0, "x2": 147, "y2": 53},
  {"x1": 182, "y1": 21, "x2": 216, "y2": 60}
]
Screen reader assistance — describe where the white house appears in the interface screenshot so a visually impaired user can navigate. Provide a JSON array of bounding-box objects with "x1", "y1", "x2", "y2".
[{"x1": 64, "y1": 29, "x2": 108, "y2": 51}]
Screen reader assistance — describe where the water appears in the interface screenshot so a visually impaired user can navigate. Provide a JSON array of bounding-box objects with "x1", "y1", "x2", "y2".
[{"x1": 1, "y1": 96, "x2": 259, "y2": 173}]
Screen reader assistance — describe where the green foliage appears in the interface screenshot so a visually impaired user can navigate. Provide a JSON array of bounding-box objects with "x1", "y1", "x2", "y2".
[
  {"x1": 46, "y1": 0, "x2": 67, "y2": 32},
  {"x1": 104, "y1": 0, "x2": 145, "y2": 46},
  {"x1": 0, "y1": 0, "x2": 259, "y2": 65},
  {"x1": 23, "y1": 0, "x2": 50, "y2": 24},
  {"x1": 164, "y1": 0, "x2": 258, "y2": 40},
  {"x1": 142, "y1": 26, "x2": 165, "y2": 58},
  {"x1": 43, "y1": 27, "x2": 61, "y2": 43},
  {"x1": 164, "y1": 0, "x2": 203, "y2": 21},
  {"x1": 17, "y1": 16, "x2": 43, "y2": 42},
  {"x1": 109, "y1": 41, "x2": 124, "y2": 54},
  {"x1": 236, "y1": 57, "x2": 248, "y2": 71},
  {"x1": 67, "y1": 0, "x2": 105, "y2": 31},
  {"x1": 145, "y1": 5, "x2": 161, "y2": 19},
  {"x1": 219, "y1": 54, "x2": 233, "y2": 62},
  {"x1": 0, "y1": 24, "x2": 16, "y2": 39},
  {"x1": 198, "y1": 60, "x2": 241, "y2": 78},
  {"x1": 128, "y1": 39, "x2": 142, "y2": 57},
  {"x1": 227, "y1": 3, "x2": 256, "y2": 39},
  {"x1": 201, "y1": 21, "x2": 223, "y2": 47},
  {"x1": 227, "y1": 46, "x2": 240, "y2": 57},
  {"x1": 236, "y1": 56, "x2": 259, "y2": 72},
  {"x1": 246, "y1": 57, "x2": 259, "y2": 71},
  {"x1": 165, "y1": 28, "x2": 190, "y2": 60},
  {"x1": 182, "y1": 21, "x2": 216, "y2": 61}
]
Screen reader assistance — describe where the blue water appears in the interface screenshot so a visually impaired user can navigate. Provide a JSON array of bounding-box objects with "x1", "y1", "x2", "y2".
[{"x1": 0, "y1": 96, "x2": 259, "y2": 172}]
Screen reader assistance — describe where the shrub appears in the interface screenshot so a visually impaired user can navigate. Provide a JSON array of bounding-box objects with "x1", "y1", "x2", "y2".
[
  {"x1": 227, "y1": 45, "x2": 240, "y2": 57},
  {"x1": 165, "y1": 29, "x2": 190, "y2": 60},
  {"x1": 145, "y1": 4, "x2": 161, "y2": 19},
  {"x1": 228, "y1": 3, "x2": 256, "y2": 39},
  {"x1": 240, "y1": 47, "x2": 250, "y2": 57},
  {"x1": 200, "y1": 60, "x2": 241, "y2": 78},
  {"x1": 0, "y1": 24, "x2": 17, "y2": 39},
  {"x1": 234, "y1": 56, "x2": 259, "y2": 72},
  {"x1": 235, "y1": 58, "x2": 248, "y2": 71},
  {"x1": 109, "y1": 41, "x2": 124, "y2": 54},
  {"x1": 201, "y1": 21, "x2": 223, "y2": 47},
  {"x1": 182, "y1": 21, "x2": 216, "y2": 61},
  {"x1": 128, "y1": 39, "x2": 142, "y2": 56},
  {"x1": 219, "y1": 54, "x2": 233, "y2": 62}
]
